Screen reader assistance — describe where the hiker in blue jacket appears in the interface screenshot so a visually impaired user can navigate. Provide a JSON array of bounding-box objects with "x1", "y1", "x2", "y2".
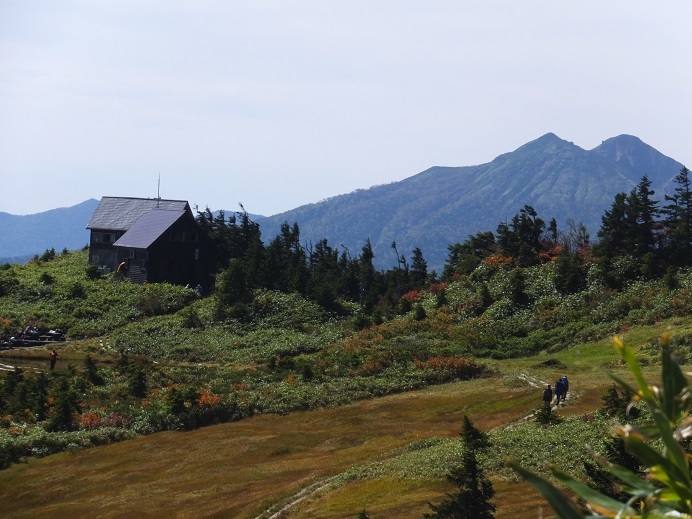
[{"x1": 561, "y1": 375, "x2": 569, "y2": 401}]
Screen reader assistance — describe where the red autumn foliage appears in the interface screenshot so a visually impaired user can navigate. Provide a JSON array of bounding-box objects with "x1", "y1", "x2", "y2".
[
  {"x1": 539, "y1": 243, "x2": 563, "y2": 262},
  {"x1": 79, "y1": 411, "x2": 102, "y2": 430},
  {"x1": 401, "y1": 290, "x2": 424, "y2": 303},
  {"x1": 196, "y1": 388, "x2": 222, "y2": 407},
  {"x1": 413, "y1": 356, "x2": 483, "y2": 379},
  {"x1": 428, "y1": 282, "x2": 448, "y2": 294},
  {"x1": 484, "y1": 254, "x2": 513, "y2": 268}
]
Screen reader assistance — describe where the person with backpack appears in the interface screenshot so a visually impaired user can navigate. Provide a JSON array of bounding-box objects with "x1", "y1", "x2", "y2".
[
  {"x1": 542, "y1": 384, "x2": 552, "y2": 404},
  {"x1": 554, "y1": 378, "x2": 565, "y2": 405},
  {"x1": 561, "y1": 375, "x2": 569, "y2": 401}
]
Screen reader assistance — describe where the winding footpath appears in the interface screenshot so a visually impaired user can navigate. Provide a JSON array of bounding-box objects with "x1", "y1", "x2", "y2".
[{"x1": 253, "y1": 373, "x2": 577, "y2": 518}]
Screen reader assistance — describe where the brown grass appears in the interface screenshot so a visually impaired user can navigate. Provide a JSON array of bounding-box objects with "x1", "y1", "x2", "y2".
[{"x1": 0, "y1": 335, "x2": 658, "y2": 519}]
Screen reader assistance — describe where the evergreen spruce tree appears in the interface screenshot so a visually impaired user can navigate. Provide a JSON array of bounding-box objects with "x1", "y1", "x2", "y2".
[
  {"x1": 443, "y1": 231, "x2": 496, "y2": 280},
  {"x1": 425, "y1": 415, "x2": 495, "y2": 519},
  {"x1": 306, "y1": 238, "x2": 342, "y2": 312},
  {"x1": 410, "y1": 247, "x2": 428, "y2": 289},
  {"x1": 535, "y1": 402, "x2": 560, "y2": 425},
  {"x1": 358, "y1": 239, "x2": 378, "y2": 311},
  {"x1": 597, "y1": 192, "x2": 630, "y2": 260},
  {"x1": 553, "y1": 246, "x2": 586, "y2": 295},
  {"x1": 662, "y1": 166, "x2": 692, "y2": 267},
  {"x1": 46, "y1": 376, "x2": 79, "y2": 432},
  {"x1": 496, "y1": 205, "x2": 545, "y2": 267},
  {"x1": 215, "y1": 259, "x2": 253, "y2": 318},
  {"x1": 508, "y1": 267, "x2": 529, "y2": 307},
  {"x1": 599, "y1": 384, "x2": 621, "y2": 417},
  {"x1": 83, "y1": 354, "x2": 104, "y2": 386}
]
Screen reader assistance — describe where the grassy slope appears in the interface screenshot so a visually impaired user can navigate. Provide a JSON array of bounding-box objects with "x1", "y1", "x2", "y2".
[
  {"x1": 1, "y1": 325, "x2": 674, "y2": 519},
  {"x1": 2, "y1": 252, "x2": 689, "y2": 517}
]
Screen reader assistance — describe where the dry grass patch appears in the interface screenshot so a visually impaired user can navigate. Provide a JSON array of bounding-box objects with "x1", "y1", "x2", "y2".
[{"x1": 0, "y1": 377, "x2": 538, "y2": 519}]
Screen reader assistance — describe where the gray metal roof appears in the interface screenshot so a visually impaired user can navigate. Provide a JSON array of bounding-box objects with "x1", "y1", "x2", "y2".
[
  {"x1": 86, "y1": 197, "x2": 190, "y2": 231},
  {"x1": 113, "y1": 209, "x2": 186, "y2": 249}
]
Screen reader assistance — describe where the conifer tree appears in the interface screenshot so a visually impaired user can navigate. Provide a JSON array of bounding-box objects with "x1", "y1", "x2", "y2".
[
  {"x1": 553, "y1": 246, "x2": 586, "y2": 295},
  {"x1": 629, "y1": 175, "x2": 660, "y2": 267},
  {"x1": 306, "y1": 238, "x2": 342, "y2": 312},
  {"x1": 358, "y1": 239, "x2": 379, "y2": 311},
  {"x1": 597, "y1": 192, "x2": 630, "y2": 259},
  {"x1": 46, "y1": 376, "x2": 79, "y2": 432},
  {"x1": 410, "y1": 247, "x2": 428, "y2": 289},
  {"x1": 662, "y1": 166, "x2": 692, "y2": 267},
  {"x1": 496, "y1": 205, "x2": 545, "y2": 267},
  {"x1": 443, "y1": 231, "x2": 496, "y2": 279},
  {"x1": 425, "y1": 415, "x2": 495, "y2": 519}
]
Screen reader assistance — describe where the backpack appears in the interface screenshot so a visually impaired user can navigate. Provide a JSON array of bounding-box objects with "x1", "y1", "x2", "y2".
[
  {"x1": 561, "y1": 376, "x2": 569, "y2": 391},
  {"x1": 543, "y1": 387, "x2": 552, "y2": 401}
]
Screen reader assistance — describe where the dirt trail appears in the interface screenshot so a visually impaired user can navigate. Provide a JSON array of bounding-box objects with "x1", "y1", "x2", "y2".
[
  {"x1": 253, "y1": 373, "x2": 576, "y2": 518},
  {"x1": 257, "y1": 476, "x2": 340, "y2": 519}
]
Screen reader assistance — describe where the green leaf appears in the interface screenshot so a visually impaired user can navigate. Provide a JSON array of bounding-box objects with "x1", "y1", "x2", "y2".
[
  {"x1": 507, "y1": 460, "x2": 584, "y2": 519},
  {"x1": 661, "y1": 341, "x2": 688, "y2": 423},
  {"x1": 551, "y1": 467, "x2": 638, "y2": 516},
  {"x1": 613, "y1": 339, "x2": 656, "y2": 405},
  {"x1": 647, "y1": 409, "x2": 692, "y2": 489},
  {"x1": 593, "y1": 454, "x2": 655, "y2": 493}
]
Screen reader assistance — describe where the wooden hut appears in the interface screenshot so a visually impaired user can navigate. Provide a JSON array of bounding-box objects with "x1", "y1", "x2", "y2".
[{"x1": 86, "y1": 196, "x2": 214, "y2": 287}]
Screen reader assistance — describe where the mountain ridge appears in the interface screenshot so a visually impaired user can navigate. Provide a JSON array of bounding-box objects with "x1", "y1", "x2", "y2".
[
  {"x1": 1, "y1": 134, "x2": 685, "y2": 271},
  {"x1": 257, "y1": 133, "x2": 684, "y2": 271},
  {"x1": 0, "y1": 199, "x2": 98, "y2": 263}
]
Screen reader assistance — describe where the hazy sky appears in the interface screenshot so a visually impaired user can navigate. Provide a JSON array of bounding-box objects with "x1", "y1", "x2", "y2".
[{"x1": 2, "y1": 2, "x2": 691, "y2": 216}]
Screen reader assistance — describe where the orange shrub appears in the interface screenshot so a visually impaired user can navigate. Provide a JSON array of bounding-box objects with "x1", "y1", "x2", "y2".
[
  {"x1": 484, "y1": 254, "x2": 513, "y2": 268},
  {"x1": 196, "y1": 388, "x2": 221, "y2": 407},
  {"x1": 79, "y1": 411, "x2": 102, "y2": 430}
]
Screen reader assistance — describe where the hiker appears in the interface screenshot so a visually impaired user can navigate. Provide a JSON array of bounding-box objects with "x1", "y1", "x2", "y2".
[
  {"x1": 49, "y1": 349, "x2": 59, "y2": 370},
  {"x1": 542, "y1": 384, "x2": 552, "y2": 404},
  {"x1": 561, "y1": 375, "x2": 569, "y2": 400},
  {"x1": 554, "y1": 378, "x2": 565, "y2": 404}
]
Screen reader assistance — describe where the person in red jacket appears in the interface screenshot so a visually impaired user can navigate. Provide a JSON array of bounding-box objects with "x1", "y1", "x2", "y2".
[{"x1": 49, "y1": 349, "x2": 59, "y2": 370}]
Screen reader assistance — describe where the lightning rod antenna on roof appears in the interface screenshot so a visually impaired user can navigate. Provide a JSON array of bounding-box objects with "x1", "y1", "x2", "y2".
[{"x1": 157, "y1": 173, "x2": 161, "y2": 207}]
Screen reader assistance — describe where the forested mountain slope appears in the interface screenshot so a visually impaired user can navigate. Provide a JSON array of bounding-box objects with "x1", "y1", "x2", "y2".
[
  {"x1": 258, "y1": 133, "x2": 683, "y2": 271},
  {"x1": 0, "y1": 199, "x2": 98, "y2": 262}
]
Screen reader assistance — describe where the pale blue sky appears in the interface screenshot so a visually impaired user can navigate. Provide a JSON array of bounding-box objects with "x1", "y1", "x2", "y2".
[{"x1": 1, "y1": 1, "x2": 690, "y2": 216}]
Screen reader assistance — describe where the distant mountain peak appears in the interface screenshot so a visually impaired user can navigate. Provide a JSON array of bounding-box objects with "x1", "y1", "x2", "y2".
[
  {"x1": 2, "y1": 135, "x2": 684, "y2": 272},
  {"x1": 592, "y1": 134, "x2": 679, "y2": 183},
  {"x1": 536, "y1": 132, "x2": 561, "y2": 141},
  {"x1": 512, "y1": 132, "x2": 579, "y2": 154},
  {"x1": 257, "y1": 133, "x2": 683, "y2": 272}
]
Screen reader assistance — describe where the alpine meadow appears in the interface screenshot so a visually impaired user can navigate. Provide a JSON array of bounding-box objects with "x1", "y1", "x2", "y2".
[{"x1": 1, "y1": 160, "x2": 691, "y2": 518}]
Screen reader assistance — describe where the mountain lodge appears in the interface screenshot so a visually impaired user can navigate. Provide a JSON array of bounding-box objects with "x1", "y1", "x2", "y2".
[{"x1": 86, "y1": 196, "x2": 214, "y2": 287}]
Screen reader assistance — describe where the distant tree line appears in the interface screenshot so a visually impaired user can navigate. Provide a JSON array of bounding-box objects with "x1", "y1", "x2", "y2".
[
  {"x1": 198, "y1": 167, "x2": 691, "y2": 320},
  {"x1": 195, "y1": 207, "x2": 432, "y2": 323}
]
